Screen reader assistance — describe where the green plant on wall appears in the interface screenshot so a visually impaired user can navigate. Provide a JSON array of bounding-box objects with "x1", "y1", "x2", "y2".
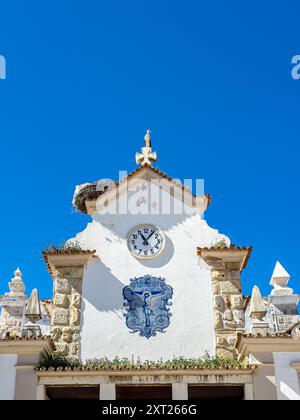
[
  {"x1": 40, "y1": 353, "x2": 249, "y2": 371},
  {"x1": 43, "y1": 241, "x2": 84, "y2": 254}
]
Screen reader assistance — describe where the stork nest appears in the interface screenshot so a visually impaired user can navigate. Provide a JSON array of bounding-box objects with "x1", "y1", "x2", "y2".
[{"x1": 73, "y1": 180, "x2": 115, "y2": 213}]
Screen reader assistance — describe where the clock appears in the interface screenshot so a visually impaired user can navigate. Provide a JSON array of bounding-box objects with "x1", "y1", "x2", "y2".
[{"x1": 127, "y1": 224, "x2": 165, "y2": 259}]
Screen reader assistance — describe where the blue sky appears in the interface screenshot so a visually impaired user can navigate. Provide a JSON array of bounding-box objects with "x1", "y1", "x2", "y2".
[{"x1": 0, "y1": 1, "x2": 299, "y2": 298}]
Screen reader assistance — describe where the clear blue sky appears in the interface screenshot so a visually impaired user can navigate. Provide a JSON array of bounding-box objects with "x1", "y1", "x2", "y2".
[{"x1": 0, "y1": 1, "x2": 299, "y2": 299}]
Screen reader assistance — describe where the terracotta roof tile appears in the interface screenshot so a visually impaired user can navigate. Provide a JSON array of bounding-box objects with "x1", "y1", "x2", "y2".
[
  {"x1": 1, "y1": 335, "x2": 52, "y2": 341},
  {"x1": 235, "y1": 331, "x2": 295, "y2": 348},
  {"x1": 197, "y1": 244, "x2": 252, "y2": 252},
  {"x1": 36, "y1": 366, "x2": 253, "y2": 372}
]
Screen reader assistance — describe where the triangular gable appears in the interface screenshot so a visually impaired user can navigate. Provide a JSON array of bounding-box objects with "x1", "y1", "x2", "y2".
[{"x1": 83, "y1": 164, "x2": 210, "y2": 215}]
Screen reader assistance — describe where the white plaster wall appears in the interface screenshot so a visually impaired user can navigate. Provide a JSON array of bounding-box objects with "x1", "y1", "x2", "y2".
[
  {"x1": 273, "y1": 352, "x2": 300, "y2": 400},
  {"x1": 71, "y1": 181, "x2": 229, "y2": 361},
  {"x1": 0, "y1": 354, "x2": 17, "y2": 400}
]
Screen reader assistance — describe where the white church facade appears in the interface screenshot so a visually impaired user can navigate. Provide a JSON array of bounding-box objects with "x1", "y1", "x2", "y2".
[{"x1": 0, "y1": 132, "x2": 300, "y2": 400}]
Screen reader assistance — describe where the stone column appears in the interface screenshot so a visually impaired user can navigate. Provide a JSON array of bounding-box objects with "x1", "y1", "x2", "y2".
[
  {"x1": 0, "y1": 354, "x2": 17, "y2": 400},
  {"x1": 14, "y1": 363, "x2": 38, "y2": 400},
  {"x1": 43, "y1": 251, "x2": 95, "y2": 359},
  {"x1": 198, "y1": 246, "x2": 252, "y2": 358},
  {"x1": 244, "y1": 383, "x2": 254, "y2": 400},
  {"x1": 100, "y1": 384, "x2": 116, "y2": 400},
  {"x1": 36, "y1": 384, "x2": 46, "y2": 400},
  {"x1": 0, "y1": 338, "x2": 54, "y2": 400},
  {"x1": 274, "y1": 353, "x2": 300, "y2": 400},
  {"x1": 51, "y1": 267, "x2": 84, "y2": 358},
  {"x1": 172, "y1": 383, "x2": 188, "y2": 400}
]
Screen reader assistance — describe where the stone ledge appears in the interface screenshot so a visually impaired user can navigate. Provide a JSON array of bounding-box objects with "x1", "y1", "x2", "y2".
[
  {"x1": 290, "y1": 362, "x2": 300, "y2": 372},
  {"x1": 0, "y1": 337, "x2": 55, "y2": 357},
  {"x1": 36, "y1": 367, "x2": 255, "y2": 377},
  {"x1": 197, "y1": 245, "x2": 253, "y2": 271},
  {"x1": 43, "y1": 251, "x2": 96, "y2": 278},
  {"x1": 236, "y1": 335, "x2": 300, "y2": 357}
]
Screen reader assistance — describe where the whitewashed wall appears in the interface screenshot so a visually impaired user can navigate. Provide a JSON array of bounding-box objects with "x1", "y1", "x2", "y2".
[
  {"x1": 71, "y1": 181, "x2": 229, "y2": 361},
  {"x1": 273, "y1": 352, "x2": 300, "y2": 400},
  {"x1": 0, "y1": 354, "x2": 17, "y2": 400}
]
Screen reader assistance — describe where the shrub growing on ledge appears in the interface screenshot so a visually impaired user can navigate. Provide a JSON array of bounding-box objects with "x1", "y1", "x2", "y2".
[
  {"x1": 39, "y1": 353, "x2": 249, "y2": 371},
  {"x1": 43, "y1": 241, "x2": 83, "y2": 254},
  {"x1": 213, "y1": 239, "x2": 228, "y2": 249},
  {"x1": 40, "y1": 354, "x2": 81, "y2": 369}
]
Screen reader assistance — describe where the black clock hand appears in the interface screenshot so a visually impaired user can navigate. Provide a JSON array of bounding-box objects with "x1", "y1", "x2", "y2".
[
  {"x1": 139, "y1": 232, "x2": 149, "y2": 245},
  {"x1": 146, "y1": 230, "x2": 156, "y2": 241}
]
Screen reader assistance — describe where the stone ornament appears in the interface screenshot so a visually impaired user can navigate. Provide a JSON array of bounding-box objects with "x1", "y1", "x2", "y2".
[
  {"x1": 71, "y1": 293, "x2": 81, "y2": 308},
  {"x1": 0, "y1": 268, "x2": 33, "y2": 338},
  {"x1": 223, "y1": 309, "x2": 234, "y2": 322},
  {"x1": 22, "y1": 321, "x2": 41, "y2": 338},
  {"x1": 55, "y1": 277, "x2": 71, "y2": 295},
  {"x1": 72, "y1": 330, "x2": 80, "y2": 343},
  {"x1": 135, "y1": 130, "x2": 157, "y2": 166},
  {"x1": 25, "y1": 288, "x2": 42, "y2": 322},
  {"x1": 8, "y1": 268, "x2": 25, "y2": 296},
  {"x1": 227, "y1": 270, "x2": 240, "y2": 281},
  {"x1": 69, "y1": 343, "x2": 79, "y2": 356},
  {"x1": 62, "y1": 328, "x2": 73, "y2": 343},
  {"x1": 212, "y1": 270, "x2": 226, "y2": 281},
  {"x1": 216, "y1": 332, "x2": 238, "y2": 358},
  {"x1": 217, "y1": 337, "x2": 227, "y2": 346},
  {"x1": 250, "y1": 285, "x2": 267, "y2": 321},
  {"x1": 214, "y1": 311, "x2": 223, "y2": 329},
  {"x1": 291, "y1": 323, "x2": 300, "y2": 339},
  {"x1": 217, "y1": 334, "x2": 236, "y2": 348},
  {"x1": 233, "y1": 310, "x2": 245, "y2": 328},
  {"x1": 212, "y1": 283, "x2": 220, "y2": 295},
  {"x1": 70, "y1": 307, "x2": 80, "y2": 326},
  {"x1": 53, "y1": 308, "x2": 69, "y2": 325},
  {"x1": 220, "y1": 280, "x2": 241, "y2": 295},
  {"x1": 53, "y1": 293, "x2": 69, "y2": 308},
  {"x1": 54, "y1": 342, "x2": 68, "y2": 356},
  {"x1": 214, "y1": 295, "x2": 225, "y2": 311},
  {"x1": 231, "y1": 295, "x2": 243, "y2": 310},
  {"x1": 51, "y1": 327, "x2": 62, "y2": 341},
  {"x1": 270, "y1": 261, "x2": 293, "y2": 296}
]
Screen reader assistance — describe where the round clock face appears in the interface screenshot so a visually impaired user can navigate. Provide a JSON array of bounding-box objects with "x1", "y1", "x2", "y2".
[{"x1": 127, "y1": 224, "x2": 165, "y2": 259}]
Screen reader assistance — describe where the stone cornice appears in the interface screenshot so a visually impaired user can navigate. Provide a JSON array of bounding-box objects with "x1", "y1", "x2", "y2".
[
  {"x1": 291, "y1": 362, "x2": 300, "y2": 372},
  {"x1": 0, "y1": 337, "x2": 55, "y2": 357},
  {"x1": 197, "y1": 245, "x2": 253, "y2": 271},
  {"x1": 36, "y1": 367, "x2": 255, "y2": 377},
  {"x1": 236, "y1": 336, "x2": 300, "y2": 357},
  {"x1": 43, "y1": 251, "x2": 96, "y2": 278}
]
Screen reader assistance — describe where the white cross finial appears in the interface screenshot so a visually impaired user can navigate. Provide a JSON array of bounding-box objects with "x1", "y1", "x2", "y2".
[{"x1": 135, "y1": 130, "x2": 157, "y2": 166}]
